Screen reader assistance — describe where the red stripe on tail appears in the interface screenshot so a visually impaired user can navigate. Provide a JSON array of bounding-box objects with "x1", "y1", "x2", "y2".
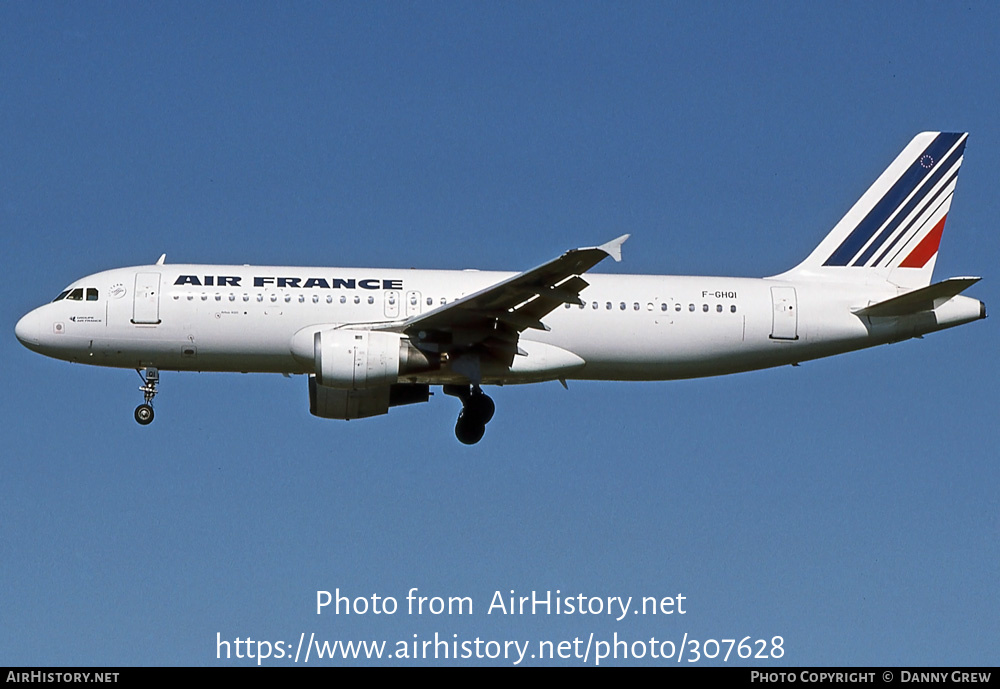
[{"x1": 899, "y1": 215, "x2": 947, "y2": 268}]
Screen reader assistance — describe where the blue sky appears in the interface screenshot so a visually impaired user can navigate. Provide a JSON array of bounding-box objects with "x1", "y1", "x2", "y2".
[{"x1": 2, "y1": 2, "x2": 997, "y2": 666}]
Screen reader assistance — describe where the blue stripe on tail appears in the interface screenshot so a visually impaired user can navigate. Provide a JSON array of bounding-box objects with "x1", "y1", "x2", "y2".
[
  {"x1": 823, "y1": 132, "x2": 964, "y2": 267},
  {"x1": 852, "y1": 138, "x2": 965, "y2": 267}
]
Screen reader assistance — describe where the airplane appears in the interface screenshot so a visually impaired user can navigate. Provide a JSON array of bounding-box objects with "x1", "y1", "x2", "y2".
[{"x1": 15, "y1": 132, "x2": 986, "y2": 444}]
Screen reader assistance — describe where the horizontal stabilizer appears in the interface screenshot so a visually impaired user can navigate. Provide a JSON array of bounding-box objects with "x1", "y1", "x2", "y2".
[{"x1": 853, "y1": 277, "x2": 981, "y2": 317}]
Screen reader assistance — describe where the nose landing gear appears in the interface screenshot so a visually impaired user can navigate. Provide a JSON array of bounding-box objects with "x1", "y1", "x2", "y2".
[
  {"x1": 134, "y1": 367, "x2": 159, "y2": 425},
  {"x1": 444, "y1": 384, "x2": 495, "y2": 445}
]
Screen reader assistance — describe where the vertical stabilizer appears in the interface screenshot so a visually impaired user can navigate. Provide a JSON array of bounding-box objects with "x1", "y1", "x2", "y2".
[{"x1": 775, "y1": 132, "x2": 968, "y2": 289}]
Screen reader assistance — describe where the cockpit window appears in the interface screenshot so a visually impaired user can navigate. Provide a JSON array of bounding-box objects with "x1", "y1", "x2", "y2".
[{"x1": 54, "y1": 287, "x2": 98, "y2": 302}]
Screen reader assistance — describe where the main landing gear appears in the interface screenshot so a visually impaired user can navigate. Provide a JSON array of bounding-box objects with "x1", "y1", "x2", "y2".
[
  {"x1": 134, "y1": 367, "x2": 159, "y2": 425},
  {"x1": 444, "y1": 384, "x2": 495, "y2": 445}
]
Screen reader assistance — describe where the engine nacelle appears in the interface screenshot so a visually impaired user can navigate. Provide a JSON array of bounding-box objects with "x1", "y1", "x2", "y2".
[
  {"x1": 315, "y1": 329, "x2": 401, "y2": 389},
  {"x1": 308, "y1": 377, "x2": 430, "y2": 420},
  {"x1": 299, "y1": 328, "x2": 435, "y2": 389}
]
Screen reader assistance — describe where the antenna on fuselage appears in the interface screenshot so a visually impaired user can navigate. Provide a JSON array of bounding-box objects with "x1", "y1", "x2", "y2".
[{"x1": 155, "y1": 254, "x2": 166, "y2": 265}]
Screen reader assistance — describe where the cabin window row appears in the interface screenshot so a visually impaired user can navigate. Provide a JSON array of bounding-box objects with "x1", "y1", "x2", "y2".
[
  {"x1": 564, "y1": 301, "x2": 738, "y2": 314},
  {"x1": 169, "y1": 293, "x2": 456, "y2": 307},
  {"x1": 172, "y1": 292, "x2": 379, "y2": 305},
  {"x1": 166, "y1": 292, "x2": 738, "y2": 315}
]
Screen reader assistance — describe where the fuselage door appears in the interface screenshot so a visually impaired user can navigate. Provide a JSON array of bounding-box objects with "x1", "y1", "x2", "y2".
[
  {"x1": 132, "y1": 272, "x2": 161, "y2": 325},
  {"x1": 769, "y1": 286, "x2": 798, "y2": 340}
]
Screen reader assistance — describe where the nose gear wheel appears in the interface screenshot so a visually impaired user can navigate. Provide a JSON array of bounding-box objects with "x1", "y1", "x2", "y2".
[{"x1": 134, "y1": 367, "x2": 159, "y2": 425}]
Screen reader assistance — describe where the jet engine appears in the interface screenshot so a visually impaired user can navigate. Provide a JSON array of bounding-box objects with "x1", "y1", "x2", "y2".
[
  {"x1": 313, "y1": 329, "x2": 432, "y2": 389},
  {"x1": 307, "y1": 329, "x2": 434, "y2": 419}
]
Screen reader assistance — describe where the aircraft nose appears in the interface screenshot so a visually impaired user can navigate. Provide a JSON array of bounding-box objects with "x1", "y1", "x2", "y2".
[{"x1": 15, "y1": 309, "x2": 41, "y2": 348}]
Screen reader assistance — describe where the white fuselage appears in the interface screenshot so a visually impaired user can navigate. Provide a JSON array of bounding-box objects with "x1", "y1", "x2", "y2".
[
  {"x1": 13, "y1": 134, "x2": 986, "y2": 440},
  {"x1": 14, "y1": 264, "x2": 984, "y2": 385}
]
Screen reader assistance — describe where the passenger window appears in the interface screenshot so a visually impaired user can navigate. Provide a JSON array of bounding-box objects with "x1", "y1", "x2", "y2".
[
  {"x1": 215, "y1": 294, "x2": 221, "y2": 301},
  {"x1": 426, "y1": 297, "x2": 433, "y2": 306},
  {"x1": 606, "y1": 302, "x2": 612, "y2": 310},
  {"x1": 731, "y1": 305, "x2": 737, "y2": 313},
  {"x1": 86, "y1": 288, "x2": 99, "y2": 301},
  {"x1": 620, "y1": 302, "x2": 626, "y2": 310},
  {"x1": 716, "y1": 304, "x2": 723, "y2": 312},
  {"x1": 354, "y1": 296, "x2": 360, "y2": 304},
  {"x1": 702, "y1": 304, "x2": 708, "y2": 312},
  {"x1": 675, "y1": 303, "x2": 681, "y2": 312},
  {"x1": 312, "y1": 295, "x2": 319, "y2": 303},
  {"x1": 592, "y1": 301, "x2": 598, "y2": 309},
  {"x1": 661, "y1": 303, "x2": 668, "y2": 311},
  {"x1": 327, "y1": 295, "x2": 333, "y2": 304},
  {"x1": 633, "y1": 302, "x2": 639, "y2": 311},
  {"x1": 340, "y1": 296, "x2": 347, "y2": 304},
  {"x1": 689, "y1": 304, "x2": 695, "y2": 312},
  {"x1": 368, "y1": 296, "x2": 374, "y2": 304}
]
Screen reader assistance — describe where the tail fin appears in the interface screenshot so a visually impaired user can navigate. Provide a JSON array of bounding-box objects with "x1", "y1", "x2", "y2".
[{"x1": 776, "y1": 132, "x2": 968, "y2": 289}]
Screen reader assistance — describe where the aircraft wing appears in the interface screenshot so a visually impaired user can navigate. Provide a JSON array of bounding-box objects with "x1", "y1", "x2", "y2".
[{"x1": 377, "y1": 234, "x2": 628, "y2": 363}]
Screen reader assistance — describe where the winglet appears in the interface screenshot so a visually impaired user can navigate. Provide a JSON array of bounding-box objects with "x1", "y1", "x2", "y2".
[{"x1": 598, "y1": 234, "x2": 630, "y2": 263}]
